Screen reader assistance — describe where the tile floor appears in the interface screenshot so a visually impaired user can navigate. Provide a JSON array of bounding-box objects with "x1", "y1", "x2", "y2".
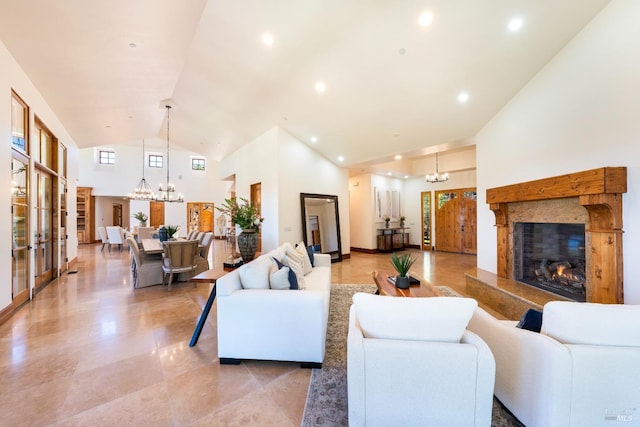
[{"x1": 0, "y1": 241, "x2": 476, "y2": 426}]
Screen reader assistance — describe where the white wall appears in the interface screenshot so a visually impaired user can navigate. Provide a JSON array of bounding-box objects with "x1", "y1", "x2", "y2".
[
  {"x1": 475, "y1": 0, "x2": 640, "y2": 303},
  {"x1": 349, "y1": 170, "x2": 476, "y2": 250},
  {"x1": 0, "y1": 40, "x2": 80, "y2": 310},
  {"x1": 79, "y1": 140, "x2": 227, "y2": 234},
  {"x1": 219, "y1": 127, "x2": 350, "y2": 254}
]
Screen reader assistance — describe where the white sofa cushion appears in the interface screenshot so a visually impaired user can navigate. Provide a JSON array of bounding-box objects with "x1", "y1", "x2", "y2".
[
  {"x1": 542, "y1": 301, "x2": 640, "y2": 346},
  {"x1": 352, "y1": 293, "x2": 478, "y2": 343},
  {"x1": 238, "y1": 256, "x2": 271, "y2": 289},
  {"x1": 269, "y1": 265, "x2": 291, "y2": 290}
]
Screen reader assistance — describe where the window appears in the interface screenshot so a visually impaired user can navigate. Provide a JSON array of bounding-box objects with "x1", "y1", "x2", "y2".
[
  {"x1": 191, "y1": 158, "x2": 205, "y2": 171},
  {"x1": 148, "y1": 154, "x2": 163, "y2": 168},
  {"x1": 11, "y1": 91, "x2": 29, "y2": 152},
  {"x1": 99, "y1": 150, "x2": 115, "y2": 165}
]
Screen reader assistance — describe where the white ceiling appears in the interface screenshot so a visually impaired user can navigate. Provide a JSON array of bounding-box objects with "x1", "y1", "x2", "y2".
[{"x1": 0, "y1": 0, "x2": 610, "y2": 175}]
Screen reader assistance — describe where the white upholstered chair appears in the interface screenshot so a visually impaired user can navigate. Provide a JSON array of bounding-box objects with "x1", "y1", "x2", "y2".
[
  {"x1": 347, "y1": 293, "x2": 495, "y2": 427},
  {"x1": 97, "y1": 226, "x2": 109, "y2": 251},
  {"x1": 106, "y1": 226, "x2": 125, "y2": 251},
  {"x1": 468, "y1": 302, "x2": 640, "y2": 427}
]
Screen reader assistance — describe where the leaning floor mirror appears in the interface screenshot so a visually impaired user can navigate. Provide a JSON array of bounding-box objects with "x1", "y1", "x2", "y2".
[{"x1": 300, "y1": 193, "x2": 342, "y2": 263}]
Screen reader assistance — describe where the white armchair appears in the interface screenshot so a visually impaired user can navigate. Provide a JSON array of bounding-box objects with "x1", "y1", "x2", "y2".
[
  {"x1": 347, "y1": 293, "x2": 495, "y2": 427},
  {"x1": 106, "y1": 226, "x2": 125, "y2": 251},
  {"x1": 468, "y1": 302, "x2": 640, "y2": 427}
]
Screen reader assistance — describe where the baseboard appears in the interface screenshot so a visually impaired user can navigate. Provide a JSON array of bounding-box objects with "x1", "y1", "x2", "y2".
[
  {"x1": 0, "y1": 303, "x2": 13, "y2": 327},
  {"x1": 341, "y1": 253, "x2": 350, "y2": 259},
  {"x1": 68, "y1": 256, "x2": 78, "y2": 272},
  {"x1": 350, "y1": 247, "x2": 377, "y2": 254}
]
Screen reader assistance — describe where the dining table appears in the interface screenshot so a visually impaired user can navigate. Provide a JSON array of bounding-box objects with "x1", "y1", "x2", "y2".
[{"x1": 140, "y1": 238, "x2": 164, "y2": 254}]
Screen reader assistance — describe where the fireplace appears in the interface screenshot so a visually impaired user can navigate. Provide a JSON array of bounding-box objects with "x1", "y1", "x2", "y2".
[
  {"x1": 514, "y1": 222, "x2": 586, "y2": 301},
  {"x1": 486, "y1": 167, "x2": 626, "y2": 304}
]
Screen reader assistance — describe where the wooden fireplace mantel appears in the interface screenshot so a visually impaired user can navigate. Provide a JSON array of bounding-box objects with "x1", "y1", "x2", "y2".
[{"x1": 487, "y1": 167, "x2": 627, "y2": 304}]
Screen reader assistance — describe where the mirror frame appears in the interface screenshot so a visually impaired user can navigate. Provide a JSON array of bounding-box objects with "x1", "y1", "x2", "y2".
[{"x1": 300, "y1": 193, "x2": 342, "y2": 263}]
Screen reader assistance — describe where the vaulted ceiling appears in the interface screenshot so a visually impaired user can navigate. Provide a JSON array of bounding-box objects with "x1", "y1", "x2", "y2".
[{"x1": 0, "y1": 0, "x2": 610, "y2": 175}]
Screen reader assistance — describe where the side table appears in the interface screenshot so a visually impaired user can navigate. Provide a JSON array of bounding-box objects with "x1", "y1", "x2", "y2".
[{"x1": 189, "y1": 268, "x2": 225, "y2": 347}]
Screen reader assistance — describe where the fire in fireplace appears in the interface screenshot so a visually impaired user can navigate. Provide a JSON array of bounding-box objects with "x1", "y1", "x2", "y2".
[{"x1": 514, "y1": 222, "x2": 586, "y2": 302}]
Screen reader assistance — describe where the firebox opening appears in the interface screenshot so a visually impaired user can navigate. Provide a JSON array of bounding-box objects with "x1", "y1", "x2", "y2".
[{"x1": 514, "y1": 222, "x2": 586, "y2": 302}]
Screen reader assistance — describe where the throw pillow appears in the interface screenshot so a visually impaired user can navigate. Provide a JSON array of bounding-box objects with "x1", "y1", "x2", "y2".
[
  {"x1": 352, "y1": 292, "x2": 478, "y2": 343},
  {"x1": 284, "y1": 247, "x2": 306, "y2": 289},
  {"x1": 295, "y1": 241, "x2": 313, "y2": 275},
  {"x1": 306, "y1": 245, "x2": 315, "y2": 266},
  {"x1": 516, "y1": 308, "x2": 543, "y2": 332},
  {"x1": 269, "y1": 265, "x2": 291, "y2": 290},
  {"x1": 238, "y1": 256, "x2": 271, "y2": 289},
  {"x1": 273, "y1": 257, "x2": 298, "y2": 290}
]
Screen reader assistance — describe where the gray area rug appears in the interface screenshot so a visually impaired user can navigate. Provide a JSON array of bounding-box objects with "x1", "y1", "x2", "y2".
[{"x1": 301, "y1": 283, "x2": 524, "y2": 427}]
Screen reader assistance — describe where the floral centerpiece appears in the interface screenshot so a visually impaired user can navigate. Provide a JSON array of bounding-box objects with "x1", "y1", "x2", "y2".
[
  {"x1": 216, "y1": 197, "x2": 264, "y2": 231},
  {"x1": 133, "y1": 211, "x2": 148, "y2": 226},
  {"x1": 216, "y1": 197, "x2": 264, "y2": 262}
]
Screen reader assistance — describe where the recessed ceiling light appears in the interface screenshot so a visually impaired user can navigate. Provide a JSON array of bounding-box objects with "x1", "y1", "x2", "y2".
[
  {"x1": 338, "y1": 156, "x2": 344, "y2": 162},
  {"x1": 128, "y1": 42, "x2": 137, "y2": 48},
  {"x1": 262, "y1": 33, "x2": 274, "y2": 46},
  {"x1": 394, "y1": 155, "x2": 402, "y2": 160},
  {"x1": 508, "y1": 17, "x2": 523, "y2": 32},
  {"x1": 419, "y1": 11, "x2": 434, "y2": 27},
  {"x1": 457, "y1": 91, "x2": 470, "y2": 104},
  {"x1": 311, "y1": 136, "x2": 318, "y2": 143},
  {"x1": 315, "y1": 81, "x2": 326, "y2": 93},
  {"x1": 398, "y1": 48, "x2": 407, "y2": 55}
]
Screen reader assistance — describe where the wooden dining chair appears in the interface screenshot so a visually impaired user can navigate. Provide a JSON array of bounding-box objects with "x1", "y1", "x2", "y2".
[{"x1": 161, "y1": 240, "x2": 199, "y2": 291}]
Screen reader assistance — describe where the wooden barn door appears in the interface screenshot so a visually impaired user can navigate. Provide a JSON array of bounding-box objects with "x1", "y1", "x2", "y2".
[{"x1": 435, "y1": 188, "x2": 477, "y2": 254}]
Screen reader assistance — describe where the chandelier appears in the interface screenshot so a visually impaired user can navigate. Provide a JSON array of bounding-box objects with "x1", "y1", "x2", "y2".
[
  {"x1": 425, "y1": 152, "x2": 449, "y2": 183},
  {"x1": 157, "y1": 102, "x2": 184, "y2": 203},
  {"x1": 127, "y1": 139, "x2": 156, "y2": 201}
]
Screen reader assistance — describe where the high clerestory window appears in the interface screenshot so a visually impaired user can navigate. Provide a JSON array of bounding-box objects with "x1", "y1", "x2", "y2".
[
  {"x1": 191, "y1": 157, "x2": 205, "y2": 171},
  {"x1": 99, "y1": 150, "x2": 115, "y2": 165},
  {"x1": 148, "y1": 154, "x2": 163, "y2": 168}
]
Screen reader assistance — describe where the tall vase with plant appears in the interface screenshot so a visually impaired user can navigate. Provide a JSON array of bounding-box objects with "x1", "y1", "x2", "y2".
[
  {"x1": 216, "y1": 197, "x2": 264, "y2": 262},
  {"x1": 390, "y1": 252, "x2": 416, "y2": 289},
  {"x1": 133, "y1": 211, "x2": 148, "y2": 227},
  {"x1": 384, "y1": 216, "x2": 390, "y2": 229}
]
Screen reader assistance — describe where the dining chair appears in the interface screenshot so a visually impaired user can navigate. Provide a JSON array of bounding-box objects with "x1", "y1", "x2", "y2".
[
  {"x1": 138, "y1": 227, "x2": 155, "y2": 240},
  {"x1": 106, "y1": 226, "x2": 125, "y2": 251},
  {"x1": 126, "y1": 236, "x2": 163, "y2": 288},
  {"x1": 97, "y1": 226, "x2": 109, "y2": 251},
  {"x1": 161, "y1": 240, "x2": 199, "y2": 291}
]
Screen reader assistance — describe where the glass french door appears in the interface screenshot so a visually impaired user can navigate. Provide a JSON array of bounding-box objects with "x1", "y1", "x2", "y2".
[
  {"x1": 12, "y1": 156, "x2": 30, "y2": 306},
  {"x1": 35, "y1": 168, "x2": 54, "y2": 290}
]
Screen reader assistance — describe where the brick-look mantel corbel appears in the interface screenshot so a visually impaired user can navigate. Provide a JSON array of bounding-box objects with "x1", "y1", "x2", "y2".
[{"x1": 486, "y1": 167, "x2": 627, "y2": 304}]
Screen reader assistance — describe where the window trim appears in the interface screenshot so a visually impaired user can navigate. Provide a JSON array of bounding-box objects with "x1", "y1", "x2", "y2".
[
  {"x1": 98, "y1": 149, "x2": 116, "y2": 165},
  {"x1": 148, "y1": 153, "x2": 164, "y2": 168},
  {"x1": 191, "y1": 157, "x2": 205, "y2": 171}
]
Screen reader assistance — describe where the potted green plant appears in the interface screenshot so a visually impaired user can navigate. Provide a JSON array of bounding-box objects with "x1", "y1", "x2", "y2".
[
  {"x1": 216, "y1": 197, "x2": 264, "y2": 262},
  {"x1": 165, "y1": 224, "x2": 180, "y2": 240},
  {"x1": 399, "y1": 215, "x2": 406, "y2": 228},
  {"x1": 133, "y1": 211, "x2": 148, "y2": 227},
  {"x1": 390, "y1": 252, "x2": 416, "y2": 289},
  {"x1": 384, "y1": 216, "x2": 390, "y2": 229}
]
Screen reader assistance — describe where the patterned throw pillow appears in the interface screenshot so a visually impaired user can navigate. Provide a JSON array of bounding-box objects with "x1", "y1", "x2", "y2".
[
  {"x1": 283, "y1": 246, "x2": 306, "y2": 289},
  {"x1": 296, "y1": 241, "x2": 313, "y2": 275}
]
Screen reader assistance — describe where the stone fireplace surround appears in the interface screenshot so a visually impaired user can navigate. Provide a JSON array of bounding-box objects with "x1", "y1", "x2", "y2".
[{"x1": 466, "y1": 167, "x2": 626, "y2": 319}]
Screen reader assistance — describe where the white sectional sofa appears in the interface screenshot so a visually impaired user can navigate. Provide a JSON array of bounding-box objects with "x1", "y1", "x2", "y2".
[
  {"x1": 216, "y1": 242, "x2": 331, "y2": 367},
  {"x1": 468, "y1": 302, "x2": 640, "y2": 427}
]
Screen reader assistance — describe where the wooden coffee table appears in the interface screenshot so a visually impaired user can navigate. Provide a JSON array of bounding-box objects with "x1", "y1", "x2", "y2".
[{"x1": 372, "y1": 270, "x2": 440, "y2": 297}]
